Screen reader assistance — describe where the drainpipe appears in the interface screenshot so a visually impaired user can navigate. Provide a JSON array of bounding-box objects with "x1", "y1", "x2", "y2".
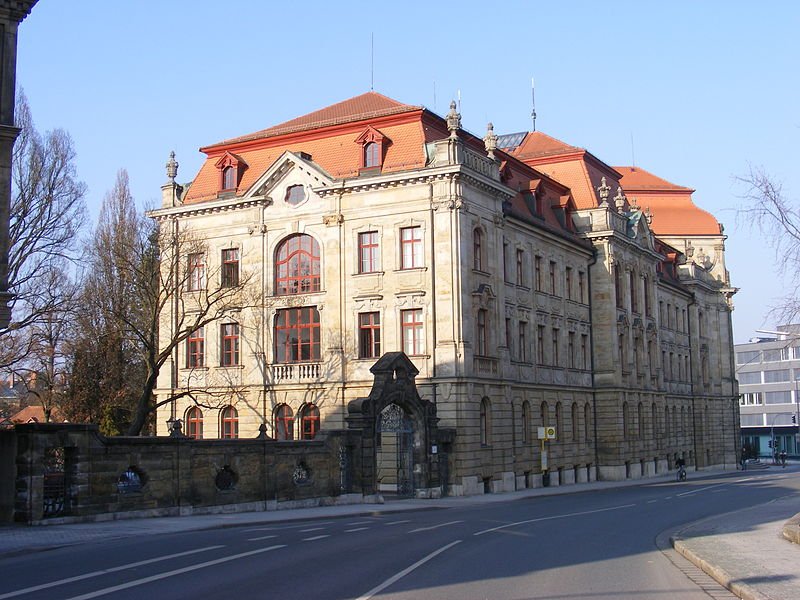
[
  {"x1": 687, "y1": 292, "x2": 698, "y2": 470},
  {"x1": 337, "y1": 186, "x2": 346, "y2": 420},
  {"x1": 260, "y1": 202, "x2": 268, "y2": 427},
  {"x1": 170, "y1": 216, "x2": 180, "y2": 425}
]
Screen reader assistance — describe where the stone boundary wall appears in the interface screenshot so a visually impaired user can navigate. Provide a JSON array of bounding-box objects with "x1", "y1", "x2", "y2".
[{"x1": 7, "y1": 423, "x2": 363, "y2": 524}]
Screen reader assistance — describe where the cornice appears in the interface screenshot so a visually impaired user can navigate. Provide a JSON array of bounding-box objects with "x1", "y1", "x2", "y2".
[{"x1": 147, "y1": 196, "x2": 270, "y2": 221}]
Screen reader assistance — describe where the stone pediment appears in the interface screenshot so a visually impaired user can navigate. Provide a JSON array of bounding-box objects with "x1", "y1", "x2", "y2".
[{"x1": 243, "y1": 150, "x2": 334, "y2": 203}]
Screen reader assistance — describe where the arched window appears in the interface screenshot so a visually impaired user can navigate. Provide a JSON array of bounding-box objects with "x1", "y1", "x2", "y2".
[
  {"x1": 652, "y1": 403, "x2": 657, "y2": 437},
  {"x1": 364, "y1": 142, "x2": 380, "y2": 168},
  {"x1": 665, "y1": 405, "x2": 671, "y2": 438},
  {"x1": 274, "y1": 404, "x2": 294, "y2": 440},
  {"x1": 473, "y1": 228, "x2": 483, "y2": 271},
  {"x1": 186, "y1": 407, "x2": 203, "y2": 440},
  {"x1": 681, "y1": 406, "x2": 687, "y2": 436},
  {"x1": 222, "y1": 165, "x2": 236, "y2": 190},
  {"x1": 541, "y1": 401, "x2": 549, "y2": 426},
  {"x1": 479, "y1": 397, "x2": 491, "y2": 446},
  {"x1": 275, "y1": 234, "x2": 321, "y2": 296},
  {"x1": 522, "y1": 401, "x2": 531, "y2": 443},
  {"x1": 476, "y1": 309, "x2": 488, "y2": 356},
  {"x1": 300, "y1": 404, "x2": 320, "y2": 440},
  {"x1": 622, "y1": 402, "x2": 629, "y2": 440},
  {"x1": 637, "y1": 402, "x2": 644, "y2": 439},
  {"x1": 221, "y1": 406, "x2": 238, "y2": 439},
  {"x1": 571, "y1": 402, "x2": 578, "y2": 440},
  {"x1": 275, "y1": 306, "x2": 321, "y2": 363}
]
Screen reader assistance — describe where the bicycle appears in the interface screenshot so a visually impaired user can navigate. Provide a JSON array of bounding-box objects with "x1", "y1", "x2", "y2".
[{"x1": 677, "y1": 466, "x2": 687, "y2": 481}]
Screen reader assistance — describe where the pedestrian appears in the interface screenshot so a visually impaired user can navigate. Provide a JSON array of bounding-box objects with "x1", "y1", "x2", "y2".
[{"x1": 779, "y1": 450, "x2": 787, "y2": 467}]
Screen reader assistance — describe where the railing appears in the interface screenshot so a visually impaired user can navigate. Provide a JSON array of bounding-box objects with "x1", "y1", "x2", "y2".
[
  {"x1": 473, "y1": 356, "x2": 499, "y2": 376},
  {"x1": 463, "y1": 148, "x2": 499, "y2": 180},
  {"x1": 270, "y1": 363, "x2": 321, "y2": 382}
]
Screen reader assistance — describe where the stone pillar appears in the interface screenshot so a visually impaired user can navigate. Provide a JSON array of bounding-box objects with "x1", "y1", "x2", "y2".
[{"x1": 0, "y1": 1, "x2": 37, "y2": 329}]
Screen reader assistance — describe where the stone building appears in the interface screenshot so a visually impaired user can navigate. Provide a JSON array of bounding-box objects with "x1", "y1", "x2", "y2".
[{"x1": 149, "y1": 91, "x2": 739, "y2": 495}]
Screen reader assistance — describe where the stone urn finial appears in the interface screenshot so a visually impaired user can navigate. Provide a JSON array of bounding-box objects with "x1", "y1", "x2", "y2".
[
  {"x1": 446, "y1": 100, "x2": 461, "y2": 139},
  {"x1": 166, "y1": 150, "x2": 178, "y2": 182},
  {"x1": 597, "y1": 176, "x2": 610, "y2": 207},
  {"x1": 484, "y1": 122, "x2": 498, "y2": 159},
  {"x1": 613, "y1": 186, "x2": 627, "y2": 211}
]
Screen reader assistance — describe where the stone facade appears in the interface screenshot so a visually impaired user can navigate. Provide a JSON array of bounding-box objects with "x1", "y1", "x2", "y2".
[{"x1": 149, "y1": 92, "x2": 739, "y2": 496}]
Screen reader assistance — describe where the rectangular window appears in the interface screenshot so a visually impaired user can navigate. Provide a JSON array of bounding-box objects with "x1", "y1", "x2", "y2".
[
  {"x1": 578, "y1": 271, "x2": 585, "y2": 304},
  {"x1": 740, "y1": 392, "x2": 763, "y2": 405},
  {"x1": 764, "y1": 369, "x2": 791, "y2": 383},
  {"x1": 763, "y1": 348, "x2": 789, "y2": 362},
  {"x1": 643, "y1": 278, "x2": 650, "y2": 316},
  {"x1": 358, "y1": 312, "x2": 381, "y2": 359},
  {"x1": 516, "y1": 249, "x2": 524, "y2": 286},
  {"x1": 629, "y1": 271, "x2": 637, "y2": 313},
  {"x1": 358, "y1": 231, "x2": 380, "y2": 274},
  {"x1": 537, "y1": 325, "x2": 545, "y2": 364},
  {"x1": 187, "y1": 327, "x2": 204, "y2": 368},
  {"x1": 535, "y1": 256, "x2": 542, "y2": 291},
  {"x1": 505, "y1": 318, "x2": 512, "y2": 356},
  {"x1": 568, "y1": 331, "x2": 575, "y2": 368},
  {"x1": 549, "y1": 261, "x2": 557, "y2": 295},
  {"x1": 615, "y1": 266, "x2": 623, "y2": 308},
  {"x1": 737, "y1": 350, "x2": 760, "y2": 365},
  {"x1": 275, "y1": 307, "x2": 321, "y2": 363},
  {"x1": 400, "y1": 226, "x2": 423, "y2": 269},
  {"x1": 476, "y1": 309, "x2": 488, "y2": 356},
  {"x1": 188, "y1": 253, "x2": 205, "y2": 291},
  {"x1": 519, "y1": 321, "x2": 527, "y2": 362},
  {"x1": 581, "y1": 334, "x2": 588, "y2": 369},
  {"x1": 552, "y1": 328, "x2": 559, "y2": 366},
  {"x1": 401, "y1": 309, "x2": 424, "y2": 355},
  {"x1": 740, "y1": 414, "x2": 764, "y2": 427},
  {"x1": 221, "y1": 323, "x2": 240, "y2": 366},
  {"x1": 565, "y1": 267, "x2": 572, "y2": 301},
  {"x1": 765, "y1": 390, "x2": 792, "y2": 404},
  {"x1": 221, "y1": 248, "x2": 239, "y2": 287},
  {"x1": 738, "y1": 371, "x2": 761, "y2": 385}
]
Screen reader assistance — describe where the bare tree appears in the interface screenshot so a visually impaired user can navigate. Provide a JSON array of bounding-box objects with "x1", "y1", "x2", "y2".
[
  {"x1": 82, "y1": 170, "x2": 254, "y2": 435},
  {"x1": 738, "y1": 167, "x2": 800, "y2": 321},
  {"x1": 1, "y1": 91, "x2": 86, "y2": 367}
]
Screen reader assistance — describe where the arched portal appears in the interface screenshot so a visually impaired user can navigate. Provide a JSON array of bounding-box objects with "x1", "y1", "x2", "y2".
[{"x1": 376, "y1": 403, "x2": 415, "y2": 497}]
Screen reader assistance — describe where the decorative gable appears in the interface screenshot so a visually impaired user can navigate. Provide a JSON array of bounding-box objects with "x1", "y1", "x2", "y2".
[
  {"x1": 214, "y1": 152, "x2": 248, "y2": 194},
  {"x1": 243, "y1": 150, "x2": 334, "y2": 209},
  {"x1": 354, "y1": 126, "x2": 389, "y2": 171}
]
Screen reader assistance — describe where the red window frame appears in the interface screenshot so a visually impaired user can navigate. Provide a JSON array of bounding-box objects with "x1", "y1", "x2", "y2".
[
  {"x1": 221, "y1": 323, "x2": 240, "y2": 367},
  {"x1": 473, "y1": 229, "x2": 483, "y2": 271},
  {"x1": 221, "y1": 406, "x2": 238, "y2": 439},
  {"x1": 275, "y1": 234, "x2": 321, "y2": 295},
  {"x1": 400, "y1": 226, "x2": 423, "y2": 269},
  {"x1": 401, "y1": 308, "x2": 424, "y2": 356},
  {"x1": 186, "y1": 407, "x2": 203, "y2": 439},
  {"x1": 274, "y1": 404, "x2": 294, "y2": 440},
  {"x1": 222, "y1": 166, "x2": 236, "y2": 190},
  {"x1": 300, "y1": 404, "x2": 320, "y2": 440},
  {"x1": 364, "y1": 142, "x2": 380, "y2": 168},
  {"x1": 275, "y1": 307, "x2": 321, "y2": 363},
  {"x1": 358, "y1": 231, "x2": 379, "y2": 274},
  {"x1": 188, "y1": 253, "x2": 205, "y2": 291},
  {"x1": 221, "y1": 248, "x2": 239, "y2": 287},
  {"x1": 187, "y1": 326, "x2": 204, "y2": 368},
  {"x1": 358, "y1": 312, "x2": 381, "y2": 359}
]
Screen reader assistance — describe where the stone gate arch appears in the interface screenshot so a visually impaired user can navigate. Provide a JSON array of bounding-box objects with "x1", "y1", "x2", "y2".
[{"x1": 346, "y1": 352, "x2": 448, "y2": 498}]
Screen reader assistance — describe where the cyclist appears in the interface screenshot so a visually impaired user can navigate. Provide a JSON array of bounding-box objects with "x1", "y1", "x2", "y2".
[
  {"x1": 780, "y1": 450, "x2": 787, "y2": 468},
  {"x1": 675, "y1": 456, "x2": 687, "y2": 481}
]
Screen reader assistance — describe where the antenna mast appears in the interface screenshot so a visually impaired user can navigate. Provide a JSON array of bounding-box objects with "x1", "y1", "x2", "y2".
[
  {"x1": 630, "y1": 132, "x2": 636, "y2": 167},
  {"x1": 531, "y1": 77, "x2": 537, "y2": 132},
  {"x1": 370, "y1": 32, "x2": 374, "y2": 90}
]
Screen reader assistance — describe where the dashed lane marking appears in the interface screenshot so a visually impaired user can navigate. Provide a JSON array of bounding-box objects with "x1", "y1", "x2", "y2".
[
  {"x1": 677, "y1": 483, "x2": 728, "y2": 497},
  {"x1": 300, "y1": 527, "x2": 326, "y2": 533},
  {"x1": 408, "y1": 520, "x2": 463, "y2": 533},
  {"x1": 345, "y1": 527, "x2": 369, "y2": 533},
  {"x1": 302, "y1": 535, "x2": 330, "y2": 542},
  {"x1": 384, "y1": 520, "x2": 411, "y2": 526},
  {"x1": 247, "y1": 535, "x2": 278, "y2": 541}
]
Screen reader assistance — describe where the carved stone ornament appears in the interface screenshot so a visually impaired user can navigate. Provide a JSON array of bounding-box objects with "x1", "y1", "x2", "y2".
[
  {"x1": 446, "y1": 100, "x2": 461, "y2": 139},
  {"x1": 323, "y1": 213, "x2": 344, "y2": 226},
  {"x1": 629, "y1": 196, "x2": 640, "y2": 211},
  {"x1": 613, "y1": 186, "x2": 627, "y2": 212},
  {"x1": 484, "y1": 122, "x2": 498, "y2": 159},
  {"x1": 166, "y1": 151, "x2": 178, "y2": 182},
  {"x1": 644, "y1": 206, "x2": 653, "y2": 224},
  {"x1": 597, "y1": 176, "x2": 611, "y2": 207}
]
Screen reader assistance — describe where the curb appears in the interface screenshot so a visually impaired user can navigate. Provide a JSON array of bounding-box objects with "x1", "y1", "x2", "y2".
[
  {"x1": 782, "y1": 512, "x2": 800, "y2": 545},
  {"x1": 671, "y1": 536, "x2": 767, "y2": 600}
]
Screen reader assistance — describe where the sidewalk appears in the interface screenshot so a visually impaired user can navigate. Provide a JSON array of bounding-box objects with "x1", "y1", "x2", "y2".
[{"x1": 2, "y1": 467, "x2": 798, "y2": 600}]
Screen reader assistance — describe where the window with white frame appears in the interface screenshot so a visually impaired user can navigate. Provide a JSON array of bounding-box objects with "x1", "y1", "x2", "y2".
[
  {"x1": 764, "y1": 369, "x2": 790, "y2": 383},
  {"x1": 765, "y1": 390, "x2": 792, "y2": 404},
  {"x1": 738, "y1": 371, "x2": 761, "y2": 385}
]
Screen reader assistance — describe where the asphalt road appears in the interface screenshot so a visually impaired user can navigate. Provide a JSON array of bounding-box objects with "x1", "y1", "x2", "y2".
[{"x1": 2, "y1": 469, "x2": 798, "y2": 600}]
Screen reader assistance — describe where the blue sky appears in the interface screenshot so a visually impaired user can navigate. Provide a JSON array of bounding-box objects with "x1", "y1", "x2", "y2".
[{"x1": 16, "y1": 1, "x2": 800, "y2": 342}]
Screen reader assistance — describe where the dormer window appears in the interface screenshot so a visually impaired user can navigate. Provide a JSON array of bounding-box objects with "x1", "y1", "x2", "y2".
[
  {"x1": 355, "y1": 126, "x2": 388, "y2": 172},
  {"x1": 215, "y1": 152, "x2": 247, "y2": 195}
]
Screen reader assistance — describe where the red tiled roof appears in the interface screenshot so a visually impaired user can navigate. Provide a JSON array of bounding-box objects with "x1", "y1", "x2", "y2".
[
  {"x1": 511, "y1": 131, "x2": 584, "y2": 159},
  {"x1": 9, "y1": 405, "x2": 65, "y2": 424},
  {"x1": 616, "y1": 166, "x2": 720, "y2": 236},
  {"x1": 209, "y1": 92, "x2": 422, "y2": 148}
]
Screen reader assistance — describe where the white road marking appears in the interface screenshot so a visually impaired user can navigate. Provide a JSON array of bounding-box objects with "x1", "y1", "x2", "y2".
[
  {"x1": 0, "y1": 546, "x2": 224, "y2": 600},
  {"x1": 384, "y1": 520, "x2": 411, "y2": 526},
  {"x1": 345, "y1": 527, "x2": 369, "y2": 532},
  {"x1": 408, "y1": 520, "x2": 463, "y2": 533},
  {"x1": 300, "y1": 527, "x2": 326, "y2": 532},
  {"x1": 302, "y1": 534, "x2": 330, "y2": 541},
  {"x1": 354, "y1": 540, "x2": 462, "y2": 600},
  {"x1": 736, "y1": 477, "x2": 755, "y2": 483},
  {"x1": 474, "y1": 503, "x2": 636, "y2": 536},
  {"x1": 243, "y1": 527, "x2": 274, "y2": 532},
  {"x1": 247, "y1": 535, "x2": 278, "y2": 541},
  {"x1": 347, "y1": 521, "x2": 373, "y2": 525},
  {"x1": 646, "y1": 499, "x2": 658, "y2": 504},
  {"x1": 62, "y1": 545, "x2": 285, "y2": 600},
  {"x1": 677, "y1": 483, "x2": 728, "y2": 497}
]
